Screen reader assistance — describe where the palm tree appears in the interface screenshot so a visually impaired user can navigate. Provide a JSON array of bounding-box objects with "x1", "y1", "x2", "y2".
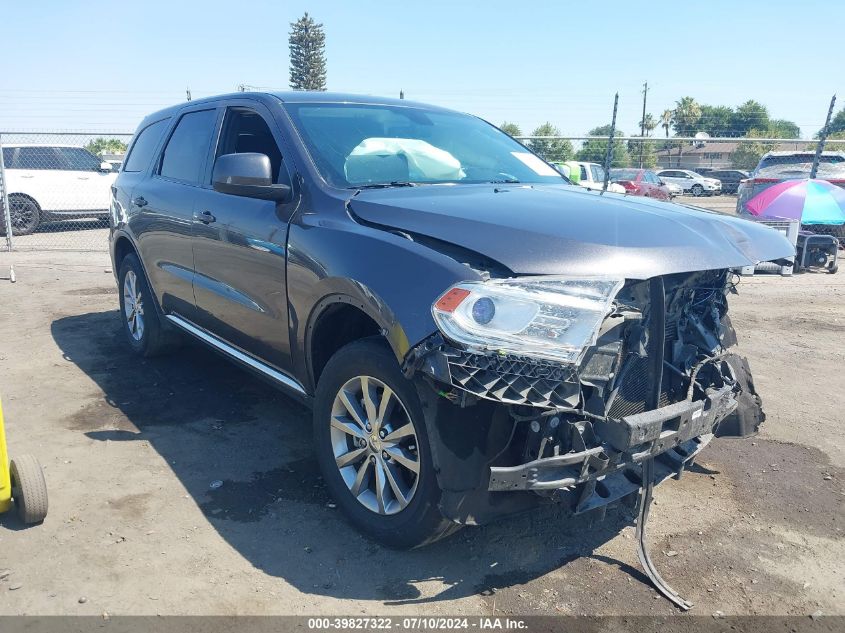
[
  {"x1": 640, "y1": 113, "x2": 657, "y2": 137},
  {"x1": 672, "y1": 97, "x2": 702, "y2": 167},
  {"x1": 660, "y1": 109, "x2": 673, "y2": 168}
]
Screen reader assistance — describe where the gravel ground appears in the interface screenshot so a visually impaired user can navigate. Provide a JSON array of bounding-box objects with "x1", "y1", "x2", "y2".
[{"x1": 0, "y1": 245, "x2": 841, "y2": 617}]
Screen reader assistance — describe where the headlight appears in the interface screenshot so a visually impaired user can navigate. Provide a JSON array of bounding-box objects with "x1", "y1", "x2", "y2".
[{"x1": 432, "y1": 277, "x2": 624, "y2": 364}]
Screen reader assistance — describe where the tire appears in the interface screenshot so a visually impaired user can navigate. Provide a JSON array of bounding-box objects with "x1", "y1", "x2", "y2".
[
  {"x1": 829, "y1": 264, "x2": 838, "y2": 274},
  {"x1": 313, "y1": 338, "x2": 459, "y2": 549},
  {"x1": 0, "y1": 195, "x2": 41, "y2": 236},
  {"x1": 10, "y1": 455, "x2": 48, "y2": 524},
  {"x1": 117, "y1": 253, "x2": 180, "y2": 357},
  {"x1": 691, "y1": 184, "x2": 704, "y2": 197}
]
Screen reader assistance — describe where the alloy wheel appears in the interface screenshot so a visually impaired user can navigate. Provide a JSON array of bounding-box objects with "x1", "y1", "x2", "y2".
[
  {"x1": 123, "y1": 270, "x2": 145, "y2": 341},
  {"x1": 329, "y1": 376, "x2": 420, "y2": 515}
]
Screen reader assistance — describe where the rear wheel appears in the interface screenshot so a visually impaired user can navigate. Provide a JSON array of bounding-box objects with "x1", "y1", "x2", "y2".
[
  {"x1": 118, "y1": 253, "x2": 180, "y2": 357},
  {"x1": 0, "y1": 195, "x2": 41, "y2": 236},
  {"x1": 691, "y1": 184, "x2": 704, "y2": 197},
  {"x1": 314, "y1": 339, "x2": 459, "y2": 549}
]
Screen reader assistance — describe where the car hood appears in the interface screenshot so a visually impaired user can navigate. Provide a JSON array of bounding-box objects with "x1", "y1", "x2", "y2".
[{"x1": 349, "y1": 184, "x2": 794, "y2": 279}]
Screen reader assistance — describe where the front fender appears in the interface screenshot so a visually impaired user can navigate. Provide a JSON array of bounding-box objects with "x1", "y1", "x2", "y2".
[{"x1": 287, "y1": 216, "x2": 481, "y2": 390}]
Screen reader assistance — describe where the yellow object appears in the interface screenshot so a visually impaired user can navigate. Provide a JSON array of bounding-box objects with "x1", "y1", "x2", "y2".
[{"x1": 0, "y1": 398, "x2": 11, "y2": 513}]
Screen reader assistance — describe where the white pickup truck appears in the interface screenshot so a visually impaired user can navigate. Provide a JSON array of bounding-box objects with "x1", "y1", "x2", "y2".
[
  {"x1": 553, "y1": 161, "x2": 626, "y2": 194},
  {"x1": 1, "y1": 144, "x2": 117, "y2": 235}
]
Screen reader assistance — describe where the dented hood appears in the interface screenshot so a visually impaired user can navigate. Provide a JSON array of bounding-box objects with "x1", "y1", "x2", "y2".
[{"x1": 349, "y1": 184, "x2": 795, "y2": 279}]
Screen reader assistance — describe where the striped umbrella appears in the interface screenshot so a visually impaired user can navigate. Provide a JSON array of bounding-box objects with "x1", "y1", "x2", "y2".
[{"x1": 744, "y1": 178, "x2": 845, "y2": 225}]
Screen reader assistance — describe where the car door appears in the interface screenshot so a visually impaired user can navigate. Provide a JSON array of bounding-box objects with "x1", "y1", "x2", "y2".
[
  {"x1": 190, "y1": 101, "x2": 297, "y2": 371},
  {"x1": 56, "y1": 147, "x2": 116, "y2": 211},
  {"x1": 129, "y1": 106, "x2": 220, "y2": 319},
  {"x1": 10, "y1": 147, "x2": 72, "y2": 213}
]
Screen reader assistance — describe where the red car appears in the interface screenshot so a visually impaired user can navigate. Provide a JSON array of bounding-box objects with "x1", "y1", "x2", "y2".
[{"x1": 609, "y1": 168, "x2": 672, "y2": 200}]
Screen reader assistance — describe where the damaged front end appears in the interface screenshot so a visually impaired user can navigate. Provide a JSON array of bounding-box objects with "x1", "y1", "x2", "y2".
[{"x1": 404, "y1": 269, "x2": 764, "y2": 526}]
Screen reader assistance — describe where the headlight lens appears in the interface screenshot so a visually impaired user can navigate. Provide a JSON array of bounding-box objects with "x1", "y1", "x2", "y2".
[{"x1": 432, "y1": 277, "x2": 624, "y2": 364}]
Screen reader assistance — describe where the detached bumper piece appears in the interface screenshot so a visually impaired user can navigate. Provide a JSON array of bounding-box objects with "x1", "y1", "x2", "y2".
[{"x1": 488, "y1": 383, "x2": 734, "y2": 496}]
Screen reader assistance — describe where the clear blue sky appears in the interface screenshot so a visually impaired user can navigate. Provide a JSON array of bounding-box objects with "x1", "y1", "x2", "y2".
[{"x1": 1, "y1": 0, "x2": 841, "y2": 137}]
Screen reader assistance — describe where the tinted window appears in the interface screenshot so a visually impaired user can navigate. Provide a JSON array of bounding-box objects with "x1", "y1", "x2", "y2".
[
  {"x1": 1, "y1": 148, "x2": 15, "y2": 168},
  {"x1": 59, "y1": 147, "x2": 102, "y2": 171},
  {"x1": 216, "y1": 107, "x2": 289, "y2": 186},
  {"x1": 124, "y1": 119, "x2": 169, "y2": 173},
  {"x1": 159, "y1": 109, "x2": 217, "y2": 183},
  {"x1": 579, "y1": 165, "x2": 588, "y2": 180},
  {"x1": 590, "y1": 164, "x2": 606, "y2": 182},
  {"x1": 16, "y1": 147, "x2": 63, "y2": 170},
  {"x1": 610, "y1": 168, "x2": 640, "y2": 181}
]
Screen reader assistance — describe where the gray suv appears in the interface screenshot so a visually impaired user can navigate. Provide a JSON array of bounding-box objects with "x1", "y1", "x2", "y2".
[{"x1": 109, "y1": 92, "x2": 792, "y2": 549}]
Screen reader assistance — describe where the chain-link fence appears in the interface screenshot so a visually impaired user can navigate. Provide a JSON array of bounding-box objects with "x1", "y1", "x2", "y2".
[{"x1": 1, "y1": 131, "x2": 133, "y2": 251}]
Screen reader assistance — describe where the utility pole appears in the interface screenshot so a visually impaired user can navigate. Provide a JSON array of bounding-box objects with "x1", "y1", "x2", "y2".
[
  {"x1": 639, "y1": 81, "x2": 648, "y2": 168},
  {"x1": 399, "y1": 90, "x2": 404, "y2": 100},
  {"x1": 811, "y1": 94, "x2": 836, "y2": 179},
  {"x1": 602, "y1": 93, "x2": 619, "y2": 193}
]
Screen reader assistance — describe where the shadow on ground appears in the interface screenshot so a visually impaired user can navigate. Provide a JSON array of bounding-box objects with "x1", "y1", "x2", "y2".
[{"x1": 51, "y1": 310, "x2": 635, "y2": 605}]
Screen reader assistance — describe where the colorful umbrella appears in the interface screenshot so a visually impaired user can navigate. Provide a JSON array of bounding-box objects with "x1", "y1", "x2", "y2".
[{"x1": 744, "y1": 178, "x2": 845, "y2": 225}]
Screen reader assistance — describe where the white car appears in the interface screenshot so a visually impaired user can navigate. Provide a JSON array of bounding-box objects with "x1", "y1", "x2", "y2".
[
  {"x1": 1, "y1": 144, "x2": 117, "y2": 235},
  {"x1": 656, "y1": 169, "x2": 721, "y2": 197},
  {"x1": 556, "y1": 161, "x2": 626, "y2": 194}
]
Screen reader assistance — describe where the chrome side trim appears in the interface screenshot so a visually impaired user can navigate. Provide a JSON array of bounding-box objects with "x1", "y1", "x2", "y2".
[{"x1": 165, "y1": 314, "x2": 307, "y2": 396}]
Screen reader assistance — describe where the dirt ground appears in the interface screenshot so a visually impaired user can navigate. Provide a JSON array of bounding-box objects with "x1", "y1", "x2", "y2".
[{"x1": 0, "y1": 245, "x2": 842, "y2": 617}]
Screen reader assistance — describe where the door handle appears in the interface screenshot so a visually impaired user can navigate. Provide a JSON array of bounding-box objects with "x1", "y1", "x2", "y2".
[
  {"x1": 194, "y1": 210, "x2": 216, "y2": 224},
  {"x1": 20, "y1": 174, "x2": 34, "y2": 179},
  {"x1": 132, "y1": 196, "x2": 148, "y2": 208},
  {"x1": 77, "y1": 176, "x2": 90, "y2": 180}
]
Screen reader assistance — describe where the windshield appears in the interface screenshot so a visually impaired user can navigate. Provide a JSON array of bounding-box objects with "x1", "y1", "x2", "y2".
[
  {"x1": 756, "y1": 154, "x2": 845, "y2": 178},
  {"x1": 284, "y1": 103, "x2": 567, "y2": 188},
  {"x1": 610, "y1": 168, "x2": 640, "y2": 181}
]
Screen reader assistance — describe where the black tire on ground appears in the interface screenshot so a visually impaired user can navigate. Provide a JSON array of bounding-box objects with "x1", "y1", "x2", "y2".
[
  {"x1": 313, "y1": 338, "x2": 460, "y2": 549},
  {"x1": 829, "y1": 263, "x2": 838, "y2": 274},
  {"x1": 10, "y1": 455, "x2": 48, "y2": 524},
  {"x1": 691, "y1": 184, "x2": 704, "y2": 197},
  {"x1": 0, "y1": 195, "x2": 41, "y2": 236},
  {"x1": 117, "y1": 253, "x2": 181, "y2": 357}
]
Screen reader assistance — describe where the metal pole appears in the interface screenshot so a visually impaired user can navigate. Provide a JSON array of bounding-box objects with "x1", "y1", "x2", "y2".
[
  {"x1": 811, "y1": 94, "x2": 836, "y2": 179},
  {"x1": 639, "y1": 81, "x2": 648, "y2": 168},
  {"x1": 602, "y1": 93, "x2": 619, "y2": 193},
  {"x1": 0, "y1": 134, "x2": 13, "y2": 252}
]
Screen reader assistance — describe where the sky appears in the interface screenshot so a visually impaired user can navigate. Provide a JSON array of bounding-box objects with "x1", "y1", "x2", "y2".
[{"x1": 0, "y1": 0, "x2": 842, "y2": 138}]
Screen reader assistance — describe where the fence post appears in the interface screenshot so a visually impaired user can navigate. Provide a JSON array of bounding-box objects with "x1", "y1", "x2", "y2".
[
  {"x1": 0, "y1": 134, "x2": 13, "y2": 252},
  {"x1": 602, "y1": 93, "x2": 619, "y2": 193},
  {"x1": 811, "y1": 94, "x2": 836, "y2": 179}
]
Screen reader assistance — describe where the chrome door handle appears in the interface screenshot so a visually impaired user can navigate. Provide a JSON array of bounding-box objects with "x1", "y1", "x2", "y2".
[{"x1": 194, "y1": 210, "x2": 216, "y2": 224}]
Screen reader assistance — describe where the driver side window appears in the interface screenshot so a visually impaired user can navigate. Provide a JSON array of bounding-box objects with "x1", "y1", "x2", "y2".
[{"x1": 216, "y1": 107, "x2": 291, "y2": 187}]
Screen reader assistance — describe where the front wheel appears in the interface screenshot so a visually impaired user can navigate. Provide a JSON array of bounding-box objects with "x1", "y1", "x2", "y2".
[
  {"x1": 691, "y1": 184, "x2": 704, "y2": 197},
  {"x1": 0, "y1": 195, "x2": 41, "y2": 236},
  {"x1": 313, "y1": 339, "x2": 459, "y2": 549}
]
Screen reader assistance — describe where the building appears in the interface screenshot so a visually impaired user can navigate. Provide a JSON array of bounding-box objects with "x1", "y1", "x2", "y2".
[{"x1": 656, "y1": 140, "x2": 809, "y2": 170}]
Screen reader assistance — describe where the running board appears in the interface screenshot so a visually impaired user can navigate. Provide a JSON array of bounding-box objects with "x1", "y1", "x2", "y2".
[{"x1": 165, "y1": 314, "x2": 307, "y2": 398}]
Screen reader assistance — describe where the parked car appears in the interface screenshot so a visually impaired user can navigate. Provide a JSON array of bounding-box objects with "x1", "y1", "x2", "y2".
[
  {"x1": 609, "y1": 168, "x2": 672, "y2": 200},
  {"x1": 553, "y1": 161, "x2": 626, "y2": 194},
  {"x1": 0, "y1": 144, "x2": 116, "y2": 235},
  {"x1": 656, "y1": 169, "x2": 721, "y2": 196},
  {"x1": 737, "y1": 152, "x2": 845, "y2": 236},
  {"x1": 704, "y1": 169, "x2": 748, "y2": 194},
  {"x1": 109, "y1": 92, "x2": 792, "y2": 548}
]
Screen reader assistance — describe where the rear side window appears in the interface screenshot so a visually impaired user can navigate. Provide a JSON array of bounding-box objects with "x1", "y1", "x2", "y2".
[
  {"x1": 1, "y1": 147, "x2": 16, "y2": 168},
  {"x1": 159, "y1": 109, "x2": 217, "y2": 184},
  {"x1": 15, "y1": 147, "x2": 63, "y2": 170},
  {"x1": 124, "y1": 119, "x2": 169, "y2": 173},
  {"x1": 58, "y1": 147, "x2": 102, "y2": 171}
]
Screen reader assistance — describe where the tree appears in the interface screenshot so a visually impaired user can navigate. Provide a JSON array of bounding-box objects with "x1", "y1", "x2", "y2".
[
  {"x1": 628, "y1": 137, "x2": 657, "y2": 168},
  {"x1": 499, "y1": 121, "x2": 522, "y2": 137},
  {"x1": 828, "y1": 108, "x2": 845, "y2": 136},
  {"x1": 671, "y1": 97, "x2": 702, "y2": 166},
  {"x1": 769, "y1": 119, "x2": 800, "y2": 138},
  {"x1": 639, "y1": 113, "x2": 657, "y2": 137},
  {"x1": 85, "y1": 138, "x2": 128, "y2": 156},
  {"x1": 576, "y1": 125, "x2": 629, "y2": 167},
  {"x1": 288, "y1": 12, "x2": 327, "y2": 91},
  {"x1": 527, "y1": 122, "x2": 573, "y2": 162},
  {"x1": 671, "y1": 96, "x2": 702, "y2": 136},
  {"x1": 698, "y1": 105, "x2": 734, "y2": 136},
  {"x1": 731, "y1": 100, "x2": 769, "y2": 137}
]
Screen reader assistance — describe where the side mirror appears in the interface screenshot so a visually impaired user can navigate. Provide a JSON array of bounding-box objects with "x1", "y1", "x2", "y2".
[
  {"x1": 99, "y1": 161, "x2": 113, "y2": 172},
  {"x1": 212, "y1": 153, "x2": 291, "y2": 201}
]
